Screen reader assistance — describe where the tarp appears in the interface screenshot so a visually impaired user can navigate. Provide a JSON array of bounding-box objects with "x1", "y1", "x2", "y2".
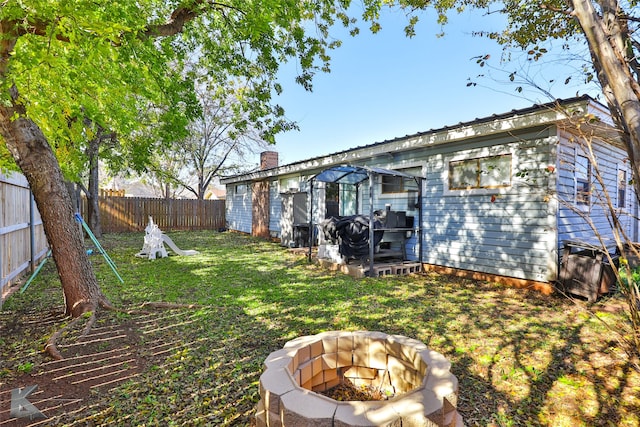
[{"x1": 334, "y1": 215, "x2": 385, "y2": 259}]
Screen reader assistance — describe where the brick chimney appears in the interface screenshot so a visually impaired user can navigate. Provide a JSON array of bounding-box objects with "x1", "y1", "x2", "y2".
[{"x1": 260, "y1": 151, "x2": 279, "y2": 170}]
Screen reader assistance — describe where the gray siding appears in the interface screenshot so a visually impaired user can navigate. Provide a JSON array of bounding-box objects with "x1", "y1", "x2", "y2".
[
  {"x1": 221, "y1": 99, "x2": 640, "y2": 285},
  {"x1": 557, "y1": 130, "x2": 635, "y2": 248},
  {"x1": 307, "y1": 132, "x2": 559, "y2": 278},
  {"x1": 225, "y1": 183, "x2": 252, "y2": 233},
  {"x1": 420, "y1": 129, "x2": 558, "y2": 283},
  {"x1": 269, "y1": 181, "x2": 282, "y2": 236}
]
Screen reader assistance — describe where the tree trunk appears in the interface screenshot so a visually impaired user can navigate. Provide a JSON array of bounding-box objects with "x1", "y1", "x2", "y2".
[
  {"x1": 570, "y1": 0, "x2": 640, "y2": 348},
  {"x1": 0, "y1": 93, "x2": 108, "y2": 318},
  {"x1": 198, "y1": 180, "x2": 206, "y2": 200},
  {"x1": 65, "y1": 181, "x2": 81, "y2": 213},
  {"x1": 86, "y1": 134, "x2": 103, "y2": 238},
  {"x1": 571, "y1": 0, "x2": 640, "y2": 200}
]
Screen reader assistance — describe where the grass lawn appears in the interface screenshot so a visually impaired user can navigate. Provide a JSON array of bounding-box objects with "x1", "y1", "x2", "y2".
[{"x1": 1, "y1": 230, "x2": 639, "y2": 426}]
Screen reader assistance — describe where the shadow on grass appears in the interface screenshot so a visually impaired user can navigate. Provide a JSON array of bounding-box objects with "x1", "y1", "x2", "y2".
[{"x1": 1, "y1": 231, "x2": 638, "y2": 426}]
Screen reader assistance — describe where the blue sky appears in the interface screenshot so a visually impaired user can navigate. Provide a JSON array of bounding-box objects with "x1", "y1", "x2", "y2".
[{"x1": 265, "y1": 7, "x2": 597, "y2": 166}]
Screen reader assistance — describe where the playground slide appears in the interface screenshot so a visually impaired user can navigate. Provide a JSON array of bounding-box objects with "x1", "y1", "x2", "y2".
[{"x1": 161, "y1": 234, "x2": 199, "y2": 256}]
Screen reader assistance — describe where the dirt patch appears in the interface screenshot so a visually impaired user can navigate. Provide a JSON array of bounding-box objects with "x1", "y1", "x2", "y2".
[{"x1": 0, "y1": 310, "x2": 178, "y2": 426}]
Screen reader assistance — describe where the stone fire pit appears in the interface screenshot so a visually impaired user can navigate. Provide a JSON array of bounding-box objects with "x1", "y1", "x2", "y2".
[{"x1": 256, "y1": 331, "x2": 463, "y2": 426}]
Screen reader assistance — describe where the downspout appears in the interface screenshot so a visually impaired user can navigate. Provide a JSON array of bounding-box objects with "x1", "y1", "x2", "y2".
[
  {"x1": 368, "y1": 171, "x2": 375, "y2": 276},
  {"x1": 417, "y1": 177, "x2": 423, "y2": 266},
  {"x1": 308, "y1": 179, "x2": 314, "y2": 262}
]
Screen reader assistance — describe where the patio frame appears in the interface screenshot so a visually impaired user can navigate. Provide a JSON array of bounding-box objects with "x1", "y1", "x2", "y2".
[{"x1": 307, "y1": 165, "x2": 424, "y2": 275}]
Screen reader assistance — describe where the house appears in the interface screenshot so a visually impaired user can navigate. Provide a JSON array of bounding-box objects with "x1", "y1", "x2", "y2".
[{"x1": 221, "y1": 96, "x2": 637, "y2": 292}]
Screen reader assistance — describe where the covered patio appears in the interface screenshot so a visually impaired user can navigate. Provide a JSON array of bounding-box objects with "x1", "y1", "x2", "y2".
[{"x1": 307, "y1": 165, "x2": 424, "y2": 277}]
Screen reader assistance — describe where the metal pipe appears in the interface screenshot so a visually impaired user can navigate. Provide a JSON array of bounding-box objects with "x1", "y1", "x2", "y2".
[
  {"x1": 368, "y1": 171, "x2": 374, "y2": 276},
  {"x1": 417, "y1": 177, "x2": 424, "y2": 267},
  {"x1": 308, "y1": 179, "x2": 314, "y2": 262}
]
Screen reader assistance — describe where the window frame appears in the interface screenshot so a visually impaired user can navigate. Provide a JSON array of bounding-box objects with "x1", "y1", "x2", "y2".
[
  {"x1": 381, "y1": 175, "x2": 405, "y2": 194},
  {"x1": 617, "y1": 165, "x2": 627, "y2": 209},
  {"x1": 444, "y1": 151, "x2": 514, "y2": 196},
  {"x1": 279, "y1": 176, "x2": 301, "y2": 192},
  {"x1": 574, "y1": 153, "x2": 591, "y2": 209}
]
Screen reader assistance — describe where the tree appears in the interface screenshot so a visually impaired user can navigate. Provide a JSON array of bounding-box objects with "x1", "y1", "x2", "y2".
[
  {"x1": 413, "y1": 0, "x2": 640, "y2": 351},
  {"x1": 0, "y1": 1, "x2": 355, "y2": 319},
  {"x1": 485, "y1": 0, "x2": 640, "y2": 354},
  {"x1": 387, "y1": 0, "x2": 640, "y2": 351},
  {"x1": 144, "y1": 151, "x2": 190, "y2": 199},
  {"x1": 373, "y1": 1, "x2": 640, "y2": 199},
  {"x1": 158, "y1": 79, "x2": 273, "y2": 200},
  {"x1": 76, "y1": 125, "x2": 117, "y2": 238}
]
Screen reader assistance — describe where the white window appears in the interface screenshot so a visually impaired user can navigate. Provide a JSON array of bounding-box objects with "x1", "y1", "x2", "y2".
[
  {"x1": 235, "y1": 184, "x2": 247, "y2": 195},
  {"x1": 280, "y1": 176, "x2": 300, "y2": 192},
  {"x1": 617, "y1": 167, "x2": 627, "y2": 209},
  {"x1": 449, "y1": 154, "x2": 512, "y2": 191},
  {"x1": 575, "y1": 155, "x2": 591, "y2": 206}
]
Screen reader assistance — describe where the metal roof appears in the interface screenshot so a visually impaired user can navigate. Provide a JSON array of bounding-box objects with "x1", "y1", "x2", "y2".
[
  {"x1": 221, "y1": 95, "x2": 603, "y2": 185},
  {"x1": 309, "y1": 165, "x2": 418, "y2": 185}
]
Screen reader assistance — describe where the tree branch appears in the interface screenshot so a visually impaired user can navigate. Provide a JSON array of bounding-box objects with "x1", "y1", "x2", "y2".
[
  {"x1": 1, "y1": 17, "x2": 71, "y2": 43},
  {"x1": 539, "y1": 3, "x2": 572, "y2": 16},
  {"x1": 144, "y1": 1, "x2": 244, "y2": 38},
  {"x1": 620, "y1": 13, "x2": 640, "y2": 24},
  {"x1": 77, "y1": 181, "x2": 90, "y2": 198},
  {"x1": 145, "y1": 3, "x2": 202, "y2": 37},
  {"x1": 3, "y1": 1, "x2": 244, "y2": 48},
  {"x1": 629, "y1": 38, "x2": 640, "y2": 84}
]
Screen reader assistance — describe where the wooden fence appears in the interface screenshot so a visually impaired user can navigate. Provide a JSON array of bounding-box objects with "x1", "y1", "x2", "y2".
[
  {"x1": 0, "y1": 173, "x2": 48, "y2": 307},
  {"x1": 84, "y1": 196, "x2": 226, "y2": 233},
  {"x1": 0, "y1": 173, "x2": 225, "y2": 306}
]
